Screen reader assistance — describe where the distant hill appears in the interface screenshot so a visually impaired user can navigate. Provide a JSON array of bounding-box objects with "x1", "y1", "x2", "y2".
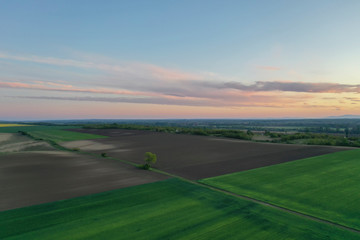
[{"x1": 327, "y1": 114, "x2": 360, "y2": 119}]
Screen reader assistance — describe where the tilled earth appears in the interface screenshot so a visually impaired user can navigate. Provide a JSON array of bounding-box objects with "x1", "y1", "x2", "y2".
[
  {"x1": 65, "y1": 129, "x2": 351, "y2": 180},
  {"x1": 0, "y1": 150, "x2": 168, "y2": 211}
]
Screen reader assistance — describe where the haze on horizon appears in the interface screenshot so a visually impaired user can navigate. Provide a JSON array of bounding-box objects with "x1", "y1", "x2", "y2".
[{"x1": 1, "y1": 0, "x2": 360, "y2": 121}]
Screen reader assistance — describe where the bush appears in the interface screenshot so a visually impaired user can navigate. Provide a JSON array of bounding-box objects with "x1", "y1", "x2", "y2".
[{"x1": 142, "y1": 163, "x2": 151, "y2": 170}]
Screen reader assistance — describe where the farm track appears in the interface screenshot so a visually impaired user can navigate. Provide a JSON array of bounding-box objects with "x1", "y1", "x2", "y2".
[{"x1": 14, "y1": 132, "x2": 360, "y2": 235}]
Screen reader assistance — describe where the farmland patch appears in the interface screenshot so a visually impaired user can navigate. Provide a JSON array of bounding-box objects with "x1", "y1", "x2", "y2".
[
  {"x1": 200, "y1": 149, "x2": 360, "y2": 231},
  {"x1": 0, "y1": 151, "x2": 168, "y2": 211},
  {"x1": 1, "y1": 178, "x2": 359, "y2": 240},
  {"x1": 0, "y1": 124, "x2": 32, "y2": 128},
  {"x1": 0, "y1": 126, "x2": 106, "y2": 142},
  {"x1": 0, "y1": 133, "x2": 53, "y2": 153},
  {"x1": 66, "y1": 129, "x2": 351, "y2": 180}
]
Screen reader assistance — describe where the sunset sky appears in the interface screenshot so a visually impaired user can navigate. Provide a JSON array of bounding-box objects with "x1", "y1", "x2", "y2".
[{"x1": 1, "y1": 0, "x2": 360, "y2": 120}]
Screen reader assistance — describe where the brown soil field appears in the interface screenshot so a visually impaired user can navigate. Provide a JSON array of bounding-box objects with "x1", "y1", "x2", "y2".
[
  {"x1": 0, "y1": 151, "x2": 168, "y2": 211},
  {"x1": 65, "y1": 129, "x2": 351, "y2": 180}
]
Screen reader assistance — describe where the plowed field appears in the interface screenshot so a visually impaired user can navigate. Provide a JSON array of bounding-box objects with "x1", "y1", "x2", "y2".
[{"x1": 65, "y1": 129, "x2": 350, "y2": 180}]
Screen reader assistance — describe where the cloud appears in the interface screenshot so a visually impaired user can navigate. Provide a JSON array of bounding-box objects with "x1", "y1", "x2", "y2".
[
  {"x1": 0, "y1": 52, "x2": 201, "y2": 81},
  {"x1": 2, "y1": 52, "x2": 359, "y2": 95},
  {"x1": 0, "y1": 79, "x2": 312, "y2": 106},
  {"x1": 0, "y1": 52, "x2": 104, "y2": 70},
  {"x1": 12, "y1": 96, "x2": 286, "y2": 108},
  {"x1": 345, "y1": 97, "x2": 360, "y2": 102},
  {"x1": 220, "y1": 81, "x2": 360, "y2": 93},
  {"x1": 1, "y1": 52, "x2": 357, "y2": 112},
  {"x1": 322, "y1": 97, "x2": 337, "y2": 100},
  {"x1": 0, "y1": 80, "x2": 162, "y2": 97},
  {"x1": 256, "y1": 66, "x2": 281, "y2": 71}
]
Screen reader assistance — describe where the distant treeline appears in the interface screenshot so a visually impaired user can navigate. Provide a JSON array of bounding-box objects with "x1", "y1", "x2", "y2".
[
  {"x1": 26, "y1": 118, "x2": 360, "y2": 135},
  {"x1": 83, "y1": 123, "x2": 360, "y2": 148},
  {"x1": 264, "y1": 131, "x2": 360, "y2": 147},
  {"x1": 73, "y1": 118, "x2": 360, "y2": 135},
  {"x1": 83, "y1": 123, "x2": 253, "y2": 140}
]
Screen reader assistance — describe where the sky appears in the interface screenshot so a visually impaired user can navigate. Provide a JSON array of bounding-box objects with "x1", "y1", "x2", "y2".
[{"x1": 1, "y1": 0, "x2": 360, "y2": 120}]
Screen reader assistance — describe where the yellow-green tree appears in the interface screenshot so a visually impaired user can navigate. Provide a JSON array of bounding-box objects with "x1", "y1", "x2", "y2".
[{"x1": 143, "y1": 152, "x2": 157, "y2": 170}]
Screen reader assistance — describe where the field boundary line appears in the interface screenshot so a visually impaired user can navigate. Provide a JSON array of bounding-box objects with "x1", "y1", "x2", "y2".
[
  {"x1": 198, "y1": 182, "x2": 360, "y2": 235},
  {"x1": 25, "y1": 132, "x2": 360, "y2": 235},
  {"x1": 18, "y1": 132, "x2": 139, "y2": 166},
  {"x1": 150, "y1": 168, "x2": 360, "y2": 235}
]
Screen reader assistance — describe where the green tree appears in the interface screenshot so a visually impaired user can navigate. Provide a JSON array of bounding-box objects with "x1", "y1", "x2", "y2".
[
  {"x1": 345, "y1": 127, "x2": 349, "y2": 138},
  {"x1": 143, "y1": 152, "x2": 157, "y2": 170}
]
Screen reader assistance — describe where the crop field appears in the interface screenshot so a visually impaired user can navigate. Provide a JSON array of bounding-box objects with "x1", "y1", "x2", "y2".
[
  {"x1": 28, "y1": 129, "x2": 107, "y2": 142},
  {"x1": 0, "y1": 125, "x2": 71, "y2": 133},
  {"x1": 1, "y1": 126, "x2": 359, "y2": 239},
  {"x1": 64, "y1": 129, "x2": 350, "y2": 180},
  {"x1": 200, "y1": 149, "x2": 360, "y2": 231},
  {"x1": 0, "y1": 151, "x2": 168, "y2": 211},
  {"x1": 0, "y1": 124, "x2": 33, "y2": 127},
  {"x1": 0, "y1": 125, "x2": 167, "y2": 211},
  {"x1": 0, "y1": 125, "x2": 106, "y2": 142},
  {"x1": 0, "y1": 133, "x2": 54, "y2": 153},
  {"x1": 1, "y1": 178, "x2": 359, "y2": 240}
]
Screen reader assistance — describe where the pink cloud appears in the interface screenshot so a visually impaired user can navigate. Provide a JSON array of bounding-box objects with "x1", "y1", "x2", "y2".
[
  {"x1": 142, "y1": 64, "x2": 201, "y2": 81},
  {"x1": 44, "y1": 82, "x2": 73, "y2": 88},
  {"x1": 256, "y1": 66, "x2": 281, "y2": 71},
  {"x1": 0, "y1": 52, "x2": 202, "y2": 82},
  {"x1": 0, "y1": 81, "x2": 154, "y2": 97},
  {"x1": 0, "y1": 80, "x2": 208, "y2": 102},
  {"x1": 221, "y1": 81, "x2": 360, "y2": 93},
  {"x1": 1, "y1": 52, "x2": 358, "y2": 115}
]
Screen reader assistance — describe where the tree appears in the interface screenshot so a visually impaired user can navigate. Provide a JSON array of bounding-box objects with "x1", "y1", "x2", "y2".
[
  {"x1": 345, "y1": 127, "x2": 349, "y2": 138},
  {"x1": 143, "y1": 152, "x2": 157, "y2": 170}
]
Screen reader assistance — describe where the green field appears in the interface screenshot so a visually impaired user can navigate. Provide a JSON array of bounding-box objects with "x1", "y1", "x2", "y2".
[
  {"x1": 200, "y1": 149, "x2": 360, "y2": 231},
  {"x1": 0, "y1": 125, "x2": 73, "y2": 133},
  {"x1": 0, "y1": 125, "x2": 106, "y2": 142},
  {"x1": 27, "y1": 129, "x2": 106, "y2": 142},
  {"x1": 1, "y1": 178, "x2": 358, "y2": 240},
  {"x1": 0, "y1": 124, "x2": 33, "y2": 127}
]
